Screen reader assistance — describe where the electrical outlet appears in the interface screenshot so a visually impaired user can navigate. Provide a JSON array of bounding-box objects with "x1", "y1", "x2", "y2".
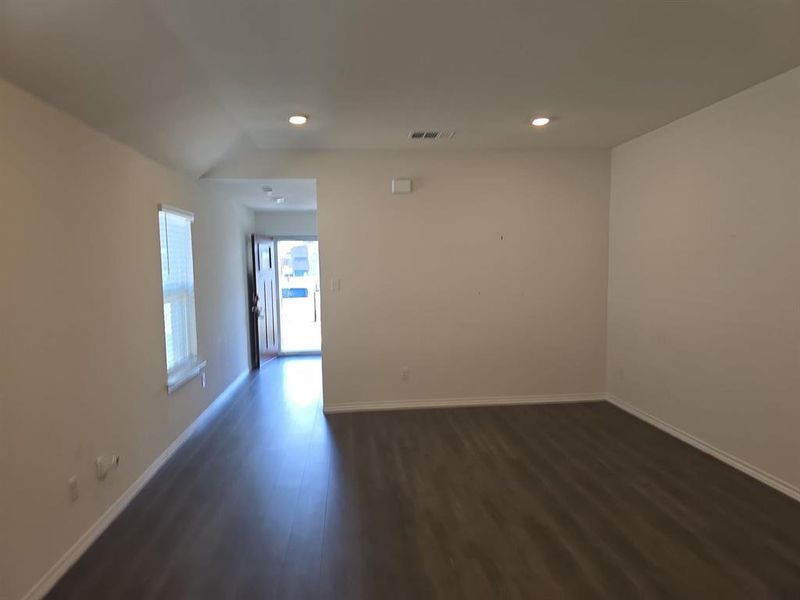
[
  {"x1": 67, "y1": 476, "x2": 79, "y2": 502},
  {"x1": 96, "y1": 455, "x2": 120, "y2": 481},
  {"x1": 401, "y1": 366, "x2": 410, "y2": 381}
]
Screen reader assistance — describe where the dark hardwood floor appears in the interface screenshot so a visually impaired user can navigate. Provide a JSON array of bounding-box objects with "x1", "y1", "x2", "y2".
[{"x1": 49, "y1": 357, "x2": 800, "y2": 599}]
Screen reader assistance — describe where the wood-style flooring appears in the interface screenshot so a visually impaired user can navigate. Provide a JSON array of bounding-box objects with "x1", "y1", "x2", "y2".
[{"x1": 48, "y1": 357, "x2": 800, "y2": 599}]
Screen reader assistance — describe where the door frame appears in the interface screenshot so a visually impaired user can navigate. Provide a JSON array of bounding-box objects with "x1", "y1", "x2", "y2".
[{"x1": 273, "y1": 236, "x2": 321, "y2": 356}]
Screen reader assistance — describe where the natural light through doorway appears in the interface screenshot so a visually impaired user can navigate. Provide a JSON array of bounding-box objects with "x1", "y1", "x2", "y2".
[{"x1": 277, "y1": 239, "x2": 321, "y2": 353}]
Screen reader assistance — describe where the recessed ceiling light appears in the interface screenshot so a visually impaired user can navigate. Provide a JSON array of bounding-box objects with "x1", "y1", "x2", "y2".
[
  {"x1": 289, "y1": 114, "x2": 308, "y2": 125},
  {"x1": 273, "y1": 197, "x2": 285, "y2": 204},
  {"x1": 531, "y1": 117, "x2": 551, "y2": 127}
]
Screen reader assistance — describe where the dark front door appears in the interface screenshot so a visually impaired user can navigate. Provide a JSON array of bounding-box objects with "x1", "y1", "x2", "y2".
[{"x1": 251, "y1": 235, "x2": 279, "y2": 367}]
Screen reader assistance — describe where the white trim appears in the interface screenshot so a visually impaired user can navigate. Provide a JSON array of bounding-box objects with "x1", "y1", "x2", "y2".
[
  {"x1": 158, "y1": 203, "x2": 194, "y2": 221},
  {"x1": 323, "y1": 392, "x2": 605, "y2": 414},
  {"x1": 166, "y1": 359, "x2": 207, "y2": 393},
  {"x1": 22, "y1": 383, "x2": 798, "y2": 600},
  {"x1": 20, "y1": 369, "x2": 251, "y2": 600},
  {"x1": 606, "y1": 393, "x2": 800, "y2": 504}
]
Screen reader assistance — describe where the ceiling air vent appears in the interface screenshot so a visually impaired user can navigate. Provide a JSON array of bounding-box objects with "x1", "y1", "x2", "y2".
[{"x1": 408, "y1": 130, "x2": 455, "y2": 140}]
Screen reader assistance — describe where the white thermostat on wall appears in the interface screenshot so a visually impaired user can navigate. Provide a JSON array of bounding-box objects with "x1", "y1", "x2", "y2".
[{"x1": 391, "y1": 178, "x2": 412, "y2": 194}]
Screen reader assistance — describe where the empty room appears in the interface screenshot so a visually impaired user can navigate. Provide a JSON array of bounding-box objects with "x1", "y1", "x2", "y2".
[{"x1": 1, "y1": 1, "x2": 799, "y2": 599}]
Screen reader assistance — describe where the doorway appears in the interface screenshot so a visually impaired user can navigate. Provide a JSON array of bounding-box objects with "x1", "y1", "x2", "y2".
[{"x1": 276, "y1": 239, "x2": 321, "y2": 353}]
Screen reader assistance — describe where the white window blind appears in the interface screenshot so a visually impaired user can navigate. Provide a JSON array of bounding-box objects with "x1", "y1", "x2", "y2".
[{"x1": 158, "y1": 206, "x2": 198, "y2": 379}]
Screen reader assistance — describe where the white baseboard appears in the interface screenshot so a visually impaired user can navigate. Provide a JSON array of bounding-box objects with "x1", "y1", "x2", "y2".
[
  {"x1": 20, "y1": 369, "x2": 251, "y2": 600},
  {"x1": 606, "y1": 393, "x2": 800, "y2": 504},
  {"x1": 21, "y1": 381, "x2": 797, "y2": 599},
  {"x1": 326, "y1": 390, "x2": 800, "y2": 504},
  {"x1": 323, "y1": 392, "x2": 605, "y2": 414}
]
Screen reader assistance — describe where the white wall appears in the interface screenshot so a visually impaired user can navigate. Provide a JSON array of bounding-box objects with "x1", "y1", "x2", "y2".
[
  {"x1": 607, "y1": 67, "x2": 800, "y2": 492},
  {"x1": 209, "y1": 149, "x2": 611, "y2": 410},
  {"x1": 5, "y1": 50, "x2": 798, "y2": 600},
  {"x1": 254, "y1": 211, "x2": 317, "y2": 237},
  {"x1": 0, "y1": 79, "x2": 254, "y2": 600}
]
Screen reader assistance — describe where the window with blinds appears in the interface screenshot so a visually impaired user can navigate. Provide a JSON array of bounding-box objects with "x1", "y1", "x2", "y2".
[{"x1": 158, "y1": 206, "x2": 199, "y2": 383}]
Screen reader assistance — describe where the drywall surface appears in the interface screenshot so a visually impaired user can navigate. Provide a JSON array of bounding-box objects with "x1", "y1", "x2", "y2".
[
  {"x1": 208, "y1": 149, "x2": 611, "y2": 410},
  {"x1": 254, "y1": 211, "x2": 317, "y2": 237},
  {"x1": 0, "y1": 78, "x2": 254, "y2": 600},
  {"x1": 607, "y1": 66, "x2": 800, "y2": 491}
]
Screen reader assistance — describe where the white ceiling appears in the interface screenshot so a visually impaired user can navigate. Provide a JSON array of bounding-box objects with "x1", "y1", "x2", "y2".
[
  {"x1": 2, "y1": 0, "x2": 800, "y2": 175},
  {"x1": 204, "y1": 178, "x2": 317, "y2": 213}
]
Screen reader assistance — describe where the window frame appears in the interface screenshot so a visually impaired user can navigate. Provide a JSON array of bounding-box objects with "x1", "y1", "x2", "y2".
[{"x1": 158, "y1": 204, "x2": 205, "y2": 393}]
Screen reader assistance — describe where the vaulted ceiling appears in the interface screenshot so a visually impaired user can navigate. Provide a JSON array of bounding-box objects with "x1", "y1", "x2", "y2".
[{"x1": 2, "y1": 0, "x2": 799, "y2": 176}]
